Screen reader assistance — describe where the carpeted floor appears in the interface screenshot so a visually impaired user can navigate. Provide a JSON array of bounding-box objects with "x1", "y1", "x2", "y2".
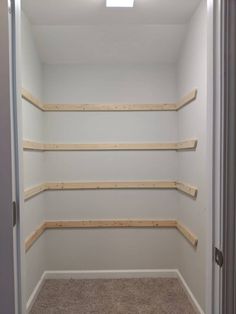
[{"x1": 30, "y1": 278, "x2": 197, "y2": 314}]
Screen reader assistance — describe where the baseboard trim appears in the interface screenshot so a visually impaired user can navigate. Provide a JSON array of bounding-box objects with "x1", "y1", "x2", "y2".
[
  {"x1": 26, "y1": 269, "x2": 204, "y2": 314},
  {"x1": 26, "y1": 272, "x2": 46, "y2": 313},
  {"x1": 44, "y1": 269, "x2": 179, "y2": 280},
  {"x1": 176, "y1": 270, "x2": 205, "y2": 314}
]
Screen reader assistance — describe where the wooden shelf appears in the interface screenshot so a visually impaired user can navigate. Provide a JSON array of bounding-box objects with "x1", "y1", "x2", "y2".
[
  {"x1": 24, "y1": 180, "x2": 198, "y2": 201},
  {"x1": 22, "y1": 88, "x2": 44, "y2": 111},
  {"x1": 175, "y1": 182, "x2": 198, "y2": 198},
  {"x1": 22, "y1": 89, "x2": 197, "y2": 112},
  {"x1": 25, "y1": 223, "x2": 45, "y2": 252},
  {"x1": 175, "y1": 90, "x2": 198, "y2": 110},
  {"x1": 24, "y1": 183, "x2": 47, "y2": 200},
  {"x1": 23, "y1": 139, "x2": 198, "y2": 152},
  {"x1": 43, "y1": 103, "x2": 178, "y2": 111},
  {"x1": 44, "y1": 219, "x2": 177, "y2": 229},
  {"x1": 25, "y1": 219, "x2": 198, "y2": 252},
  {"x1": 176, "y1": 221, "x2": 198, "y2": 247},
  {"x1": 46, "y1": 181, "x2": 177, "y2": 190},
  {"x1": 22, "y1": 87, "x2": 199, "y2": 253}
]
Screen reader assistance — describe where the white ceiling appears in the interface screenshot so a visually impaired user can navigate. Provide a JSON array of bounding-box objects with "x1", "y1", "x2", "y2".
[
  {"x1": 23, "y1": 0, "x2": 201, "y2": 25},
  {"x1": 22, "y1": 0, "x2": 201, "y2": 65}
]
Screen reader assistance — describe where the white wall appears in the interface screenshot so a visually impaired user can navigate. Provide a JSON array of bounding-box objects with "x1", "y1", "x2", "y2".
[
  {"x1": 176, "y1": 0, "x2": 207, "y2": 310},
  {"x1": 21, "y1": 2, "x2": 208, "y2": 310},
  {"x1": 21, "y1": 11, "x2": 46, "y2": 301},
  {"x1": 42, "y1": 64, "x2": 181, "y2": 270}
]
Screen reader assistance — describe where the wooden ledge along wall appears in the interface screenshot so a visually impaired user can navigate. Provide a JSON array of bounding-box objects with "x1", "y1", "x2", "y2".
[
  {"x1": 24, "y1": 180, "x2": 198, "y2": 201},
  {"x1": 22, "y1": 88, "x2": 197, "y2": 112},
  {"x1": 22, "y1": 87, "x2": 199, "y2": 259},
  {"x1": 23, "y1": 139, "x2": 198, "y2": 151},
  {"x1": 25, "y1": 219, "x2": 198, "y2": 252}
]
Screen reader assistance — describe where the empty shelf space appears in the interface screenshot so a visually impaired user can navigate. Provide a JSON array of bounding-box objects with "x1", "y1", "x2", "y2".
[
  {"x1": 24, "y1": 180, "x2": 198, "y2": 200},
  {"x1": 25, "y1": 219, "x2": 198, "y2": 252},
  {"x1": 22, "y1": 89, "x2": 197, "y2": 112}
]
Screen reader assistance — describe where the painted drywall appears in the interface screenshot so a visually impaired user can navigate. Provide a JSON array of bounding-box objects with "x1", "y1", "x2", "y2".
[
  {"x1": 42, "y1": 64, "x2": 180, "y2": 270},
  {"x1": 21, "y1": 11, "x2": 46, "y2": 301},
  {"x1": 32, "y1": 24, "x2": 186, "y2": 65},
  {"x1": 21, "y1": 2, "x2": 208, "y2": 309},
  {"x1": 176, "y1": 0, "x2": 207, "y2": 310},
  {"x1": 44, "y1": 228, "x2": 179, "y2": 271}
]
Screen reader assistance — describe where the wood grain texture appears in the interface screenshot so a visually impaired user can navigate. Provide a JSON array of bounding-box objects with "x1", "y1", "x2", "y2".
[
  {"x1": 23, "y1": 139, "x2": 198, "y2": 151},
  {"x1": 176, "y1": 221, "x2": 198, "y2": 247},
  {"x1": 44, "y1": 220, "x2": 177, "y2": 229},
  {"x1": 175, "y1": 181, "x2": 198, "y2": 198},
  {"x1": 25, "y1": 223, "x2": 45, "y2": 252},
  {"x1": 175, "y1": 139, "x2": 198, "y2": 150},
  {"x1": 22, "y1": 89, "x2": 44, "y2": 111},
  {"x1": 46, "y1": 181, "x2": 177, "y2": 190},
  {"x1": 176, "y1": 89, "x2": 198, "y2": 110},
  {"x1": 24, "y1": 183, "x2": 47, "y2": 201},
  {"x1": 43, "y1": 103, "x2": 177, "y2": 112},
  {"x1": 25, "y1": 219, "x2": 198, "y2": 252},
  {"x1": 24, "y1": 181, "x2": 198, "y2": 200},
  {"x1": 22, "y1": 89, "x2": 197, "y2": 112},
  {"x1": 23, "y1": 140, "x2": 45, "y2": 151}
]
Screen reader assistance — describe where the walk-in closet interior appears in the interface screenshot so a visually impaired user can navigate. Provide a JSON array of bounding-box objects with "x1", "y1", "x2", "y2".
[{"x1": 20, "y1": 0, "x2": 208, "y2": 313}]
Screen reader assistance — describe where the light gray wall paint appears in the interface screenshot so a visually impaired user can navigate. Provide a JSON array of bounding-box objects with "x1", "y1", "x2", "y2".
[
  {"x1": 176, "y1": 0, "x2": 207, "y2": 310},
  {"x1": 21, "y1": 3, "x2": 208, "y2": 308},
  {"x1": 45, "y1": 229, "x2": 180, "y2": 271},
  {"x1": 24, "y1": 235, "x2": 46, "y2": 301},
  {"x1": 43, "y1": 64, "x2": 177, "y2": 103},
  {"x1": 42, "y1": 64, "x2": 181, "y2": 271},
  {"x1": 21, "y1": 12, "x2": 42, "y2": 99},
  {"x1": 21, "y1": 11, "x2": 45, "y2": 301},
  {"x1": 44, "y1": 111, "x2": 177, "y2": 142}
]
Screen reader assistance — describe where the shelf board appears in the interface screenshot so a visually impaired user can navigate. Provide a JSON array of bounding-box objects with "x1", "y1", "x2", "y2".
[
  {"x1": 23, "y1": 139, "x2": 198, "y2": 152},
  {"x1": 25, "y1": 219, "x2": 198, "y2": 252},
  {"x1": 22, "y1": 89, "x2": 197, "y2": 112},
  {"x1": 24, "y1": 180, "x2": 198, "y2": 200}
]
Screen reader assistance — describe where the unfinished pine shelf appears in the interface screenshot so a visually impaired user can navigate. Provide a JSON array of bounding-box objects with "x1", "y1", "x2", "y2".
[
  {"x1": 23, "y1": 139, "x2": 198, "y2": 151},
  {"x1": 22, "y1": 89, "x2": 197, "y2": 112},
  {"x1": 24, "y1": 183, "x2": 46, "y2": 200},
  {"x1": 25, "y1": 219, "x2": 198, "y2": 252},
  {"x1": 22, "y1": 88, "x2": 44, "y2": 111},
  {"x1": 24, "y1": 180, "x2": 198, "y2": 200},
  {"x1": 25, "y1": 223, "x2": 45, "y2": 252}
]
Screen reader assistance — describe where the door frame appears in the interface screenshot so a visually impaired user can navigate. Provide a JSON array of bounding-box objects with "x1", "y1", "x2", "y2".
[
  {"x1": 222, "y1": 0, "x2": 236, "y2": 312},
  {"x1": 11, "y1": 0, "x2": 26, "y2": 313},
  {"x1": 0, "y1": 0, "x2": 25, "y2": 313},
  {"x1": 0, "y1": 0, "x2": 16, "y2": 313},
  {"x1": 210, "y1": 0, "x2": 236, "y2": 313},
  {"x1": 207, "y1": 0, "x2": 223, "y2": 313},
  {"x1": 2, "y1": 0, "x2": 232, "y2": 313},
  {"x1": 210, "y1": 0, "x2": 224, "y2": 313}
]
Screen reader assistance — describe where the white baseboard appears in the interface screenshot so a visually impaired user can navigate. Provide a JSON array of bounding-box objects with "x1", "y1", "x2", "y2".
[
  {"x1": 176, "y1": 270, "x2": 205, "y2": 314},
  {"x1": 27, "y1": 269, "x2": 204, "y2": 314},
  {"x1": 26, "y1": 272, "x2": 46, "y2": 313},
  {"x1": 44, "y1": 269, "x2": 179, "y2": 280}
]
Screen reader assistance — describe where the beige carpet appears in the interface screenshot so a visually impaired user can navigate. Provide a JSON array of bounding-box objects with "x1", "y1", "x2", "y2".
[{"x1": 30, "y1": 278, "x2": 197, "y2": 314}]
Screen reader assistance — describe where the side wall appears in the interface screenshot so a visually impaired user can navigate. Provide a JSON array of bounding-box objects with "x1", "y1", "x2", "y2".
[
  {"x1": 176, "y1": 0, "x2": 207, "y2": 310},
  {"x1": 42, "y1": 64, "x2": 180, "y2": 271},
  {"x1": 21, "y1": 12, "x2": 45, "y2": 301},
  {"x1": 22, "y1": 5, "x2": 208, "y2": 309}
]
